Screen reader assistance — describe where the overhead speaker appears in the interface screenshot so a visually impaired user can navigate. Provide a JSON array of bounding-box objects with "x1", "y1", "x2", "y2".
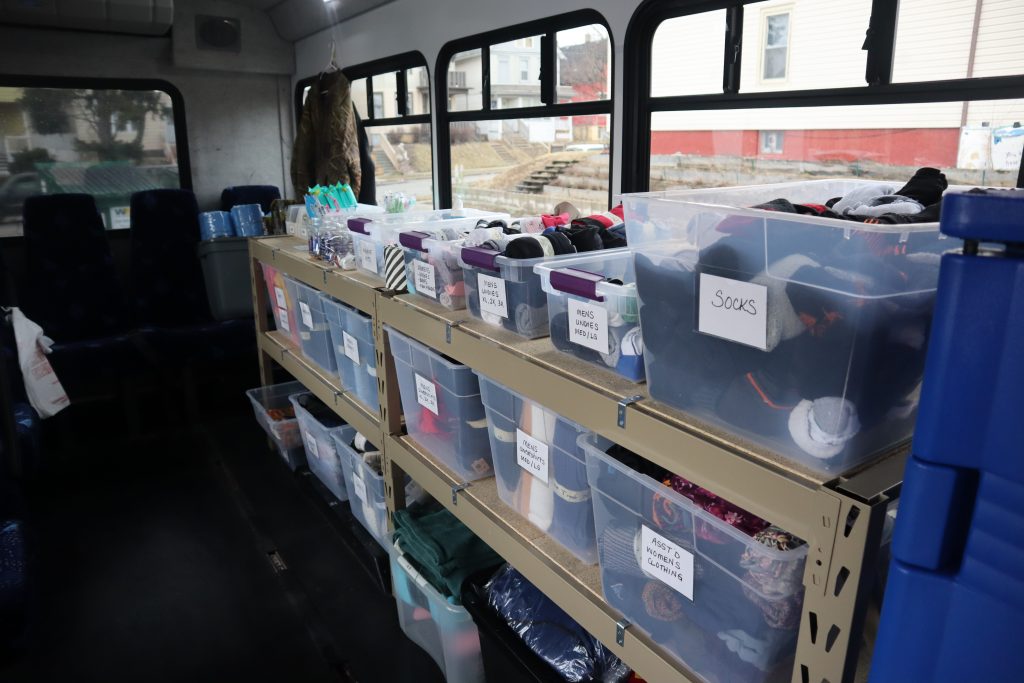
[{"x1": 195, "y1": 15, "x2": 241, "y2": 53}]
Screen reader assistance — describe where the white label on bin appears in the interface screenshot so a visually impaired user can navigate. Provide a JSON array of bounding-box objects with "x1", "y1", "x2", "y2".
[
  {"x1": 413, "y1": 260, "x2": 437, "y2": 299},
  {"x1": 304, "y1": 431, "x2": 320, "y2": 460},
  {"x1": 352, "y1": 474, "x2": 367, "y2": 503},
  {"x1": 478, "y1": 274, "x2": 508, "y2": 319},
  {"x1": 299, "y1": 301, "x2": 314, "y2": 329},
  {"x1": 342, "y1": 331, "x2": 360, "y2": 364},
  {"x1": 640, "y1": 525, "x2": 694, "y2": 601},
  {"x1": 358, "y1": 240, "x2": 377, "y2": 274},
  {"x1": 275, "y1": 286, "x2": 288, "y2": 310},
  {"x1": 697, "y1": 273, "x2": 768, "y2": 351},
  {"x1": 516, "y1": 429, "x2": 549, "y2": 485},
  {"x1": 277, "y1": 308, "x2": 290, "y2": 333},
  {"x1": 569, "y1": 299, "x2": 609, "y2": 354},
  {"x1": 414, "y1": 373, "x2": 438, "y2": 415}
]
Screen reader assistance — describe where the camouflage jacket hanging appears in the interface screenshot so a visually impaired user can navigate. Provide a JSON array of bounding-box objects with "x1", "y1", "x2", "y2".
[{"x1": 291, "y1": 70, "x2": 362, "y2": 197}]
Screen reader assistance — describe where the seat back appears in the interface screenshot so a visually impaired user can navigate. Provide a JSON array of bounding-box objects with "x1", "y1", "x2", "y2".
[
  {"x1": 130, "y1": 189, "x2": 210, "y2": 326},
  {"x1": 220, "y1": 185, "x2": 281, "y2": 213},
  {"x1": 20, "y1": 194, "x2": 129, "y2": 341}
]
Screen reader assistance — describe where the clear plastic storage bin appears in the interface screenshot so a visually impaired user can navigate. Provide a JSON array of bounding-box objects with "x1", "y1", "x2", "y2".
[
  {"x1": 581, "y1": 433, "x2": 808, "y2": 682},
  {"x1": 285, "y1": 278, "x2": 338, "y2": 375},
  {"x1": 348, "y1": 209, "x2": 505, "y2": 285},
  {"x1": 460, "y1": 247, "x2": 629, "y2": 339},
  {"x1": 390, "y1": 539, "x2": 485, "y2": 683},
  {"x1": 621, "y1": 180, "x2": 953, "y2": 475},
  {"x1": 245, "y1": 381, "x2": 306, "y2": 471},
  {"x1": 385, "y1": 326, "x2": 492, "y2": 481},
  {"x1": 535, "y1": 250, "x2": 644, "y2": 382},
  {"x1": 399, "y1": 211, "x2": 510, "y2": 311},
  {"x1": 332, "y1": 426, "x2": 388, "y2": 547},
  {"x1": 320, "y1": 295, "x2": 378, "y2": 410},
  {"x1": 261, "y1": 264, "x2": 301, "y2": 347},
  {"x1": 289, "y1": 392, "x2": 348, "y2": 502},
  {"x1": 476, "y1": 373, "x2": 602, "y2": 564}
]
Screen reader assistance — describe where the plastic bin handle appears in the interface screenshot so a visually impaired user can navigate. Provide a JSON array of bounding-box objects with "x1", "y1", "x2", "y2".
[
  {"x1": 460, "y1": 246, "x2": 501, "y2": 272},
  {"x1": 399, "y1": 230, "x2": 433, "y2": 251},
  {"x1": 347, "y1": 217, "x2": 373, "y2": 234},
  {"x1": 550, "y1": 267, "x2": 606, "y2": 302}
]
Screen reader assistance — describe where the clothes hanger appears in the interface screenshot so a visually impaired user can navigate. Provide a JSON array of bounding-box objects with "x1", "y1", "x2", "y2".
[{"x1": 319, "y1": 39, "x2": 340, "y2": 95}]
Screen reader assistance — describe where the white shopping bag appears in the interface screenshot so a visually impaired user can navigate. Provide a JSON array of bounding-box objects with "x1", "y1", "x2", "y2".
[{"x1": 10, "y1": 307, "x2": 69, "y2": 418}]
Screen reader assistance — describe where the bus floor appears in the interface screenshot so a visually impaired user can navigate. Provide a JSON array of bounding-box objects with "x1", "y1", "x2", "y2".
[{"x1": 0, "y1": 381, "x2": 444, "y2": 683}]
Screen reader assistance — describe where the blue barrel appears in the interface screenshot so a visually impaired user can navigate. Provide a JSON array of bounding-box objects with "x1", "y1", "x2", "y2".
[
  {"x1": 198, "y1": 211, "x2": 234, "y2": 240},
  {"x1": 230, "y1": 203, "x2": 264, "y2": 237},
  {"x1": 870, "y1": 188, "x2": 1024, "y2": 683}
]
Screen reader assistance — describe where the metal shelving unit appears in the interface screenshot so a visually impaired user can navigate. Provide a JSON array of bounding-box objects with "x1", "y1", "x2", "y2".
[{"x1": 249, "y1": 234, "x2": 900, "y2": 683}]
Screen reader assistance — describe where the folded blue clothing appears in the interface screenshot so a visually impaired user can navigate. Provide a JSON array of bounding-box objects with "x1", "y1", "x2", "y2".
[{"x1": 486, "y1": 565, "x2": 630, "y2": 683}]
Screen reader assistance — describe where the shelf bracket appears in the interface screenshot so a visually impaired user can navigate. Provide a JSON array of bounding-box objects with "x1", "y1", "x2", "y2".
[
  {"x1": 617, "y1": 395, "x2": 644, "y2": 428},
  {"x1": 271, "y1": 247, "x2": 279, "y2": 261},
  {"x1": 451, "y1": 481, "x2": 471, "y2": 505},
  {"x1": 323, "y1": 269, "x2": 329, "y2": 285},
  {"x1": 616, "y1": 618, "x2": 631, "y2": 646},
  {"x1": 445, "y1": 320, "x2": 466, "y2": 344}
]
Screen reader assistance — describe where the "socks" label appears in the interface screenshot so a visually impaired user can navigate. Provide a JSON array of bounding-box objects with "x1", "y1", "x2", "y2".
[
  {"x1": 415, "y1": 373, "x2": 439, "y2": 415},
  {"x1": 569, "y1": 299, "x2": 609, "y2": 354},
  {"x1": 275, "y1": 286, "x2": 288, "y2": 310},
  {"x1": 516, "y1": 429, "x2": 549, "y2": 485},
  {"x1": 698, "y1": 273, "x2": 768, "y2": 350},
  {"x1": 357, "y1": 239, "x2": 377, "y2": 274},
  {"x1": 641, "y1": 525, "x2": 694, "y2": 601},
  {"x1": 277, "y1": 308, "x2": 290, "y2": 333},
  {"x1": 478, "y1": 274, "x2": 508, "y2": 319},
  {"x1": 412, "y1": 260, "x2": 437, "y2": 299}
]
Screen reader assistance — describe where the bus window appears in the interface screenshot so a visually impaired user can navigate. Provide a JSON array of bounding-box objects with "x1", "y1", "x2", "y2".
[
  {"x1": 624, "y1": 0, "x2": 1024, "y2": 192},
  {"x1": 0, "y1": 83, "x2": 182, "y2": 237},
  {"x1": 437, "y1": 10, "x2": 613, "y2": 213}
]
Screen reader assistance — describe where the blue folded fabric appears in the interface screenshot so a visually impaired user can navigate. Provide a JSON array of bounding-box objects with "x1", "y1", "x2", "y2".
[
  {"x1": 486, "y1": 565, "x2": 630, "y2": 682},
  {"x1": 199, "y1": 211, "x2": 234, "y2": 240},
  {"x1": 230, "y1": 204, "x2": 264, "y2": 237}
]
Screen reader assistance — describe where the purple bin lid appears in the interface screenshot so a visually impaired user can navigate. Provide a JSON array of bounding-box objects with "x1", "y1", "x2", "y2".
[
  {"x1": 549, "y1": 267, "x2": 606, "y2": 302},
  {"x1": 347, "y1": 217, "x2": 373, "y2": 234},
  {"x1": 399, "y1": 230, "x2": 433, "y2": 252},
  {"x1": 460, "y1": 246, "x2": 501, "y2": 272}
]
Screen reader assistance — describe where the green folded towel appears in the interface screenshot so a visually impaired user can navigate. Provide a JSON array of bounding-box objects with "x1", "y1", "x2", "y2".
[{"x1": 394, "y1": 501, "x2": 502, "y2": 601}]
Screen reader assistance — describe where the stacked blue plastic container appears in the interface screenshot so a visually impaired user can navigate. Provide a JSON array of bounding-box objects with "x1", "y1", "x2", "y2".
[{"x1": 870, "y1": 189, "x2": 1024, "y2": 682}]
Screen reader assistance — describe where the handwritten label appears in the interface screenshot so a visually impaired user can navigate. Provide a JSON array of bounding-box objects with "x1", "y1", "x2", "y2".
[
  {"x1": 641, "y1": 525, "x2": 694, "y2": 601},
  {"x1": 358, "y1": 240, "x2": 377, "y2": 274},
  {"x1": 343, "y1": 331, "x2": 360, "y2": 364},
  {"x1": 299, "y1": 301, "x2": 314, "y2": 329},
  {"x1": 569, "y1": 299, "x2": 609, "y2": 353},
  {"x1": 277, "y1": 308, "x2": 290, "y2": 333},
  {"x1": 697, "y1": 273, "x2": 767, "y2": 350},
  {"x1": 413, "y1": 260, "x2": 437, "y2": 299},
  {"x1": 478, "y1": 274, "x2": 508, "y2": 319},
  {"x1": 304, "y1": 431, "x2": 320, "y2": 460},
  {"x1": 516, "y1": 429, "x2": 549, "y2": 485},
  {"x1": 352, "y1": 474, "x2": 367, "y2": 503},
  {"x1": 275, "y1": 286, "x2": 288, "y2": 310},
  {"x1": 415, "y1": 373, "x2": 438, "y2": 415}
]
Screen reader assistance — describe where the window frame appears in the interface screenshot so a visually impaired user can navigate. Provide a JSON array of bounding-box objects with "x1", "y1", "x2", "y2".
[
  {"x1": 434, "y1": 9, "x2": 615, "y2": 209},
  {"x1": 622, "y1": 0, "x2": 1024, "y2": 192},
  {"x1": 759, "y1": 7, "x2": 792, "y2": 83},
  {"x1": 0, "y1": 74, "x2": 190, "y2": 243}
]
